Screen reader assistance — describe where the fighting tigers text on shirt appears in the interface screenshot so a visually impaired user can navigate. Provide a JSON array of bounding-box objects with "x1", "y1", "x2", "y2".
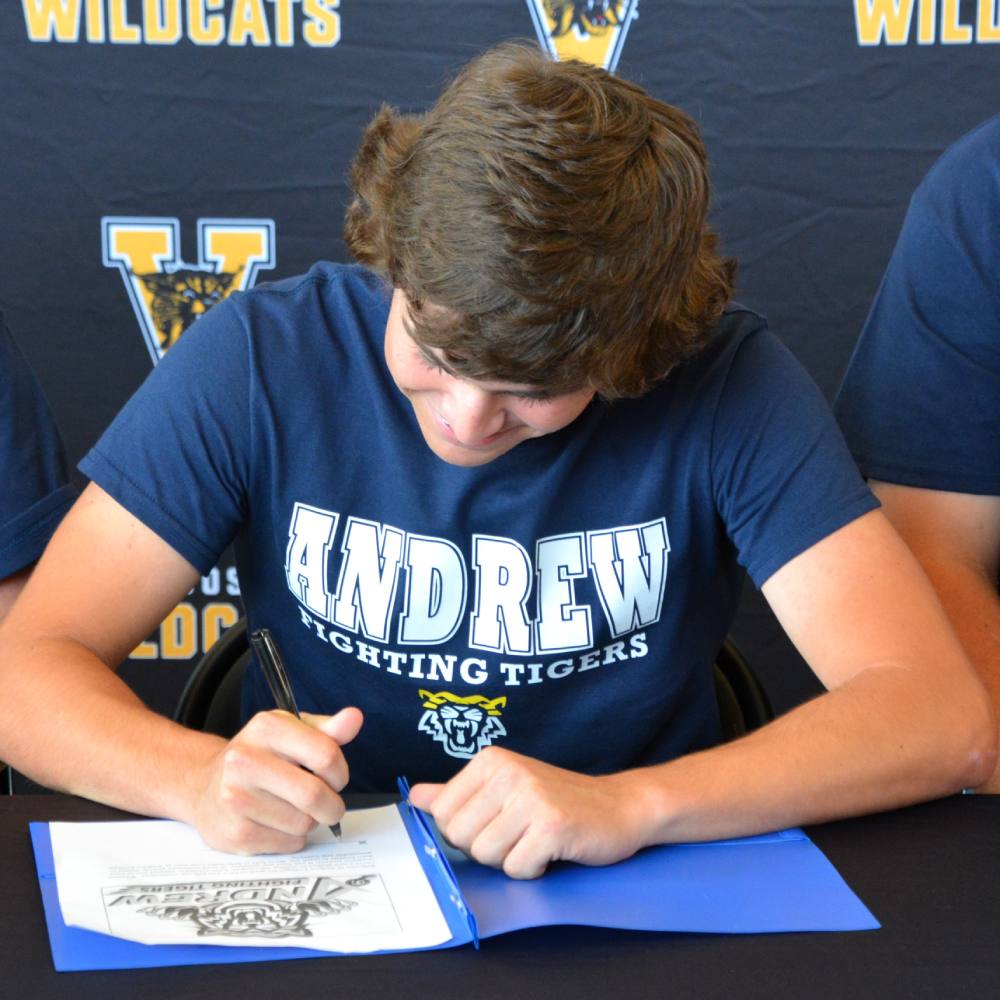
[{"x1": 286, "y1": 502, "x2": 667, "y2": 685}]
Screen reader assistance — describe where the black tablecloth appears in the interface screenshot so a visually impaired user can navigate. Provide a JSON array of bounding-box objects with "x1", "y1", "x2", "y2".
[{"x1": 2, "y1": 793, "x2": 998, "y2": 999}]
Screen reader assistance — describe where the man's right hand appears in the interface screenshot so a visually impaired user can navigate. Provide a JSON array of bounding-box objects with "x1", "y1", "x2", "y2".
[
  {"x1": 0, "y1": 484, "x2": 365, "y2": 846},
  {"x1": 193, "y1": 707, "x2": 364, "y2": 855}
]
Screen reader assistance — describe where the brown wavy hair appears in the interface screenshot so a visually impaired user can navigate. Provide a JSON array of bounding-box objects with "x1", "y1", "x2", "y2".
[{"x1": 345, "y1": 43, "x2": 735, "y2": 399}]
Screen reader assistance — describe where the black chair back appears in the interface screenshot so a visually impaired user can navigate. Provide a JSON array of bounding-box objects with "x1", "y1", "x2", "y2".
[
  {"x1": 173, "y1": 618, "x2": 250, "y2": 739},
  {"x1": 171, "y1": 621, "x2": 775, "y2": 749},
  {"x1": 714, "y1": 639, "x2": 775, "y2": 741}
]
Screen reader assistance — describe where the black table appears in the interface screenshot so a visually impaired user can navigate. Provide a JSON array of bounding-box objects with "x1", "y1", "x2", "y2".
[{"x1": 3, "y1": 793, "x2": 998, "y2": 999}]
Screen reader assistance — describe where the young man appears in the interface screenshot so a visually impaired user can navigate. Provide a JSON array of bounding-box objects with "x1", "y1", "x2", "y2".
[
  {"x1": 835, "y1": 115, "x2": 1000, "y2": 793},
  {"x1": 0, "y1": 46, "x2": 993, "y2": 880}
]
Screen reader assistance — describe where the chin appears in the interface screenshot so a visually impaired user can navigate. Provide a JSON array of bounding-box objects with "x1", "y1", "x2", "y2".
[{"x1": 429, "y1": 439, "x2": 515, "y2": 467}]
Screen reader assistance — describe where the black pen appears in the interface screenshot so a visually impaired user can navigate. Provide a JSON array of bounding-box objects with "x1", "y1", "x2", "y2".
[{"x1": 250, "y1": 627, "x2": 342, "y2": 840}]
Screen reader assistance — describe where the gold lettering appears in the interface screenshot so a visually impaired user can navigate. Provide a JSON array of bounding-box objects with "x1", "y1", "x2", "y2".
[
  {"x1": 917, "y1": 0, "x2": 936, "y2": 41},
  {"x1": 941, "y1": 0, "x2": 973, "y2": 40},
  {"x1": 228, "y1": 0, "x2": 271, "y2": 45},
  {"x1": 978, "y1": 0, "x2": 1000, "y2": 39},
  {"x1": 303, "y1": 0, "x2": 338, "y2": 46},
  {"x1": 186, "y1": 0, "x2": 224, "y2": 44},
  {"x1": 269, "y1": 0, "x2": 297, "y2": 45},
  {"x1": 86, "y1": 0, "x2": 104, "y2": 41},
  {"x1": 108, "y1": 0, "x2": 140, "y2": 43},
  {"x1": 202, "y1": 603, "x2": 239, "y2": 653},
  {"x1": 143, "y1": 0, "x2": 181, "y2": 43},
  {"x1": 854, "y1": 0, "x2": 915, "y2": 44},
  {"x1": 161, "y1": 603, "x2": 198, "y2": 660},
  {"x1": 22, "y1": 0, "x2": 82, "y2": 42}
]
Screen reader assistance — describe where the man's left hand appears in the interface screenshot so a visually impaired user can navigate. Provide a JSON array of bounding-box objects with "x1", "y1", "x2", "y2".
[{"x1": 409, "y1": 747, "x2": 653, "y2": 879}]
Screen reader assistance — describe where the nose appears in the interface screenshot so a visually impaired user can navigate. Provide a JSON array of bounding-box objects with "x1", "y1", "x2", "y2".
[{"x1": 440, "y1": 381, "x2": 507, "y2": 446}]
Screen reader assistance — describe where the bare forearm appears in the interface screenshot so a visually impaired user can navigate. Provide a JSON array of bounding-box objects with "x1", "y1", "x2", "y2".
[
  {"x1": 912, "y1": 559, "x2": 1000, "y2": 790},
  {"x1": 634, "y1": 664, "x2": 993, "y2": 844},
  {"x1": 0, "y1": 634, "x2": 224, "y2": 820}
]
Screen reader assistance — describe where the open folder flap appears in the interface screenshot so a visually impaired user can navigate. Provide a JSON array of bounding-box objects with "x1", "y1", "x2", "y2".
[
  {"x1": 397, "y1": 777, "x2": 479, "y2": 946},
  {"x1": 392, "y1": 784, "x2": 879, "y2": 938},
  {"x1": 445, "y1": 829, "x2": 880, "y2": 937}
]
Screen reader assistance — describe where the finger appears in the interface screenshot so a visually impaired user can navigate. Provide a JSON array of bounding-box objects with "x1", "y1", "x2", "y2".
[
  {"x1": 408, "y1": 782, "x2": 444, "y2": 811},
  {"x1": 499, "y1": 831, "x2": 554, "y2": 880},
  {"x1": 467, "y1": 800, "x2": 532, "y2": 870},
  {"x1": 220, "y1": 742, "x2": 346, "y2": 829},
  {"x1": 244, "y1": 711, "x2": 351, "y2": 791},
  {"x1": 306, "y1": 707, "x2": 364, "y2": 747},
  {"x1": 427, "y1": 748, "x2": 512, "y2": 829},
  {"x1": 201, "y1": 807, "x2": 312, "y2": 856}
]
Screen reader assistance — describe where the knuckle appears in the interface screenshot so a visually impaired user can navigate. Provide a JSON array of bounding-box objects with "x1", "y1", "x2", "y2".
[
  {"x1": 494, "y1": 759, "x2": 527, "y2": 787},
  {"x1": 256, "y1": 710, "x2": 284, "y2": 739},
  {"x1": 299, "y1": 781, "x2": 328, "y2": 815},
  {"x1": 285, "y1": 834, "x2": 309, "y2": 854},
  {"x1": 289, "y1": 812, "x2": 316, "y2": 838},
  {"x1": 225, "y1": 820, "x2": 258, "y2": 852},
  {"x1": 242, "y1": 711, "x2": 271, "y2": 737},
  {"x1": 311, "y1": 744, "x2": 340, "y2": 775},
  {"x1": 469, "y1": 839, "x2": 497, "y2": 867},
  {"x1": 537, "y1": 806, "x2": 573, "y2": 842},
  {"x1": 477, "y1": 746, "x2": 508, "y2": 767},
  {"x1": 217, "y1": 781, "x2": 248, "y2": 811},
  {"x1": 222, "y1": 746, "x2": 254, "y2": 773}
]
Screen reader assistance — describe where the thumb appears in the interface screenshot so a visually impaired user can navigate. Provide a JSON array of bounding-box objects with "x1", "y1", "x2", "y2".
[
  {"x1": 408, "y1": 782, "x2": 444, "y2": 811},
  {"x1": 302, "y1": 707, "x2": 364, "y2": 746}
]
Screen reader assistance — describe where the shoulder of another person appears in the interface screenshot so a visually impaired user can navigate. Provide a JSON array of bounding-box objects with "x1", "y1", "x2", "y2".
[{"x1": 915, "y1": 114, "x2": 1000, "y2": 219}]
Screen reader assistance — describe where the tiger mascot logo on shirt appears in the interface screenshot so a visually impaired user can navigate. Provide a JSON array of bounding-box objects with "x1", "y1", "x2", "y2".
[
  {"x1": 102, "y1": 217, "x2": 276, "y2": 364},
  {"x1": 526, "y1": 0, "x2": 640, "y2": 71},
  {"x1": 418, "y1": 691, "x2": 508, "y2": 760}
]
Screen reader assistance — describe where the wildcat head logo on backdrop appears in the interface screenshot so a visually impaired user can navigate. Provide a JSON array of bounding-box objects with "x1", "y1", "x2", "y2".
[
  {"x1": 102, "y1": 217, "x2": 275, "y2": 364},
  {"x1": 526, "y1": 0, "x2": 639, "y2": 70},
  {"x1": 418, "y1": 691, "x2": 507, "y2": 760}
]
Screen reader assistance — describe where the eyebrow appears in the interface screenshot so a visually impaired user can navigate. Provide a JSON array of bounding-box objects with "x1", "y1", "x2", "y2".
[
  {"x1": 413, "y1": 339, "x2": 555, "y2": 401},
  {"x1": 404, "y1": 305, "x2": 558, "y2": 400}
]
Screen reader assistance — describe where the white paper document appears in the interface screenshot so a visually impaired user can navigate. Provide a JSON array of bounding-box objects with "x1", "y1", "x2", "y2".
[{"x1": 49, "y1": 805, "x2": 452, "y2": 953}]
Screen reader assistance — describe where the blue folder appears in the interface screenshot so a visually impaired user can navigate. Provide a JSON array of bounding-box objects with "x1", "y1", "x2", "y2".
[{"x1": 30, "y1": 788, "x2": 879, "y2": 972}]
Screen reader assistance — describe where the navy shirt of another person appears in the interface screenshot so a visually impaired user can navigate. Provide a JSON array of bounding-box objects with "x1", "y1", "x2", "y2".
[
  {"x1": 835, "y1": 114, "x2": 1000, "y2": 492},
  {"x1": 81, "y1": 264, "x2": 877, "y2": 794},
  {"x1": 0, "y1": 310, "x2": 75, "y2": 580}
]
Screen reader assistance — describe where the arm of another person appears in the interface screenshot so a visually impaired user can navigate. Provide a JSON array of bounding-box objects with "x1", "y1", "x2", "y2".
[
  {"x1": 410, "y1": 508, "x2": 996, "y2": 877},
  {"x1": 0, "y1": 483, "x2": 363, "y2": 852},
  {"x1": 871, "y1": 480, "x2": 1000, "y2": 791},
  {"x1": 0, "y1": 564, "x2": 33, "y2": 625}
]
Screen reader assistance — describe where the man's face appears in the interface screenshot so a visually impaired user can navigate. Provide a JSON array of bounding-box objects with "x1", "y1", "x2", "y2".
[{"x1": 384, "y1": 289, "x2": 596, "y2": 468}]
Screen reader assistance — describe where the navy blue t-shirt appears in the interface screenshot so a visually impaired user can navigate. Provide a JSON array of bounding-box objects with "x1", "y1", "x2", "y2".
[
  {"x1": 0, "y1": 311, "x2": 75, "y2": 579},
  {"x1": 82, "y1": 264, "x2": 876, "y2": 792},
  {"x1": 835, "y1": 115, "x2": 1000, "y2": 493}
]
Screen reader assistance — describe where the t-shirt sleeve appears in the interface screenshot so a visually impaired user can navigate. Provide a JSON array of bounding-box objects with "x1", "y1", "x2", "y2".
[
  {"x1": 0, "y1": 317, "x2": 76, "y2": 578},
  {"x1": 833, "y1": 115, "x2": 1000, "y2": 494},
  {"x1": 712, "y1": 325, "x2": 880, "y2": 587},
  {"x1": 78, "y1": 298, "x2": 251, "y2": 575}
]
